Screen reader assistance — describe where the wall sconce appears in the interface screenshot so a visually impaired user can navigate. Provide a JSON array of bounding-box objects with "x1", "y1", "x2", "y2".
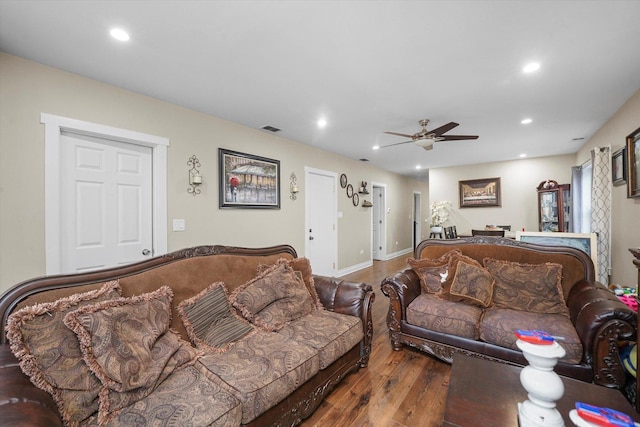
[
  {"x1": 187, "y1": 155, "x2": 202, "y2": 196},
  {"x1": 290, "y1": 172, "x2": 299, "y2": 200}
]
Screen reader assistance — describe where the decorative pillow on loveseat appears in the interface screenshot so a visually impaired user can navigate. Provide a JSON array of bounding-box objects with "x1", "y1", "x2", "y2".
[
  {"x1": 440, "y1": 252, "x2": 484, "y2": 298},
  {"x1": 257, "y1": 257, "x2": 324, "y2": 310},
  {"x1": 231, "y1": 262, "x2": 316, "y2": 331},
  {"x1": 5, "y1": 280, "x2": 121, "y2": 427},
  {"x1": 407, "y1": 249, "x2": 462, "y2": 294},
  {"x1": 178, "y1": 281, "x2": 256, "y2": 353},
  {"x1": 483, "y1": 258, "x2": 569, "y2": 317},
  {"x1": 449, "y1": 260, "x2": 495, "y2": 308},
  {"x1": 63, "y1": 286, "x2": 199, "y2": 424}
]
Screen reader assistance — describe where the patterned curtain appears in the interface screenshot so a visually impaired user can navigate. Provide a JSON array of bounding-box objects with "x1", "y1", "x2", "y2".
[{"x1": 590, "y1": 146, "x2": 611, "y2": 284}]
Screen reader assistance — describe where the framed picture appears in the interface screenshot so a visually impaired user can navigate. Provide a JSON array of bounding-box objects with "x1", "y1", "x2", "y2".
[
  {"x1": 459, "y1": 177, "x2": 501, "y2": 208},
  {"x1": 612, "y1": 147, "x2": 626, "y2": 186},
  {"x1": 515, "y1": 231, "x2": 598, "y2": 278},
  {"x1": 218, "y1": 148, "x2": 280, "y2": 209},
  {"x1": 627, "y1": 126, "x2": 640, "y2": 198}
]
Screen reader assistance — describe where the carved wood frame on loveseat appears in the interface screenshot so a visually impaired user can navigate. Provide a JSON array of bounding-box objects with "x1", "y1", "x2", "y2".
[
  {"x1": 381, "y1": 236, "x2": 636, "y2": 390},
  {"x1": 0, "y1": 244, "x2": 374, "y2": 427}
]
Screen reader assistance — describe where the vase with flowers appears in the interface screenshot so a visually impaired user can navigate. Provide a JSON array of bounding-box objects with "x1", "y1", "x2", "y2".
[{"x1": 430, "y1": 200, "x2": 451, "y2": 233}]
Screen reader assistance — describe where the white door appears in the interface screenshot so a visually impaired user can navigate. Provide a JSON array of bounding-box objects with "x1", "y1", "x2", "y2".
[
  {"x1": 372, "y1": 185, "x2": 385, "y2": 260},
  {"x1": 59, "y1": 131, "x2": 153, "y2": 273},
  {"x1": 305, "y1": 168, "x2": 337, "y2": 276}
]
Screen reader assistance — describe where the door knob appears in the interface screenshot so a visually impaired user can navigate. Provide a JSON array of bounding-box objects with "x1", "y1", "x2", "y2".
[
  {"x1": 142, "y1": 249, "x2": 151, "y2": 256},
  {"x1": 309, "y1": 236, "x2": 314, "y2": 240}
]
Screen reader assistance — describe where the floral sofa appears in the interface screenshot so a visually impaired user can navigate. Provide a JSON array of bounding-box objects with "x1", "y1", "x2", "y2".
[
  {"x1": 0, "y1": 244, "x2": 374, "y2": 426},
  {"x1": 381, "y1": 236, "x2": 635, "y2": 389}
]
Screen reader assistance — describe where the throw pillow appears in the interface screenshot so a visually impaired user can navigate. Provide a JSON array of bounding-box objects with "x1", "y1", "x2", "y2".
[
  {"x1": 449, "y1": 261, "x2": 495, "y2": 307},
  {"x1": 257, "y1": 257, "x2": 324, "y2": 310},
  {"x1": 407, "y1": 249, "x2": 462, "y2": 294},
  {"x1": 231, "y1": 262, "x2": 315, "y2": 331},
  {"x1": 63, "y1": 286, "x2": 199, "y2": 424},
  {"x1": 483, "y1": 258, "x2": 569, "y2": 317},
  {"x1": 178, "y1": 281, "x2": 256, "y2": 353},
  {"x1": 440, "y1": 253, "x2": 483, "y2": 297},
  {"x1": 5, "y1": 280, "x2": 121, "y2": 427}
]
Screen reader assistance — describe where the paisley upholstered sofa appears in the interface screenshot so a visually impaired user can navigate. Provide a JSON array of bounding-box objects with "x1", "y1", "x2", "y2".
[
  {"x1": 381, "y1": 236, "x2": 635, "y2": 389},
  {"x1": 0, "y1": 244, "x2": 374, "y2": 426}
]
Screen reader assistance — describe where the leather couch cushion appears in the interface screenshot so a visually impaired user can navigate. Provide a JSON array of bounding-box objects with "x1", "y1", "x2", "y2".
[
  {"x1": 479, "y1": 307, "x2": 583, "y2": 364},
  {"x1": 277, "y1": 310, "x2": 363, "y2": 369},
  {"x1": 449, "y1": 261, "x2": 495, "y2": 308},
  {"x1": 198, "y1": 331, "x2": 319, "y2": 424},
  {"x1": 407, "y1": 249, "x2": 462, "y2": 293},
  {"x1": 82, "y1": 363, "x2": 242, "y2": 427},
  {"x1": 484, "y1": 258, "x2": 569, "y2": 317},
  {"x1": 406, "y1": 294, "x2": 482, "y2": 339},
  {"x1": 178, "y1": 282, "x2": 255, "y2": 353},
  {"x1": 6, "y1": 280, "x2": 121, "y2": 426}
]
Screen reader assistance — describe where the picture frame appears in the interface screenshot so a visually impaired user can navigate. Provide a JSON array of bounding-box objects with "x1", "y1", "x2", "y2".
[
  {"x1": 627, "y1": 126, "x2": 640, "y2": 198},
  {"x1": 459, "y1": 177, "x2": 501, "y2": 208},
  {"x1": 612, "y1": 146, "x2": 626, "y2": 186},
  {"x1": 218, "y1": 148, "x2": 280, "y2": 209},
  {"x1": 515, "y1": 231, "x2": 598, "y2": 278}
]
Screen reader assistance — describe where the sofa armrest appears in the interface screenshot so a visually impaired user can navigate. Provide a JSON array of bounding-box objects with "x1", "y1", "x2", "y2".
[
  {"x1": 312, "y1": 275, "x2": 374, "y2": 367},
  {"x1": 380, "y1": 267, "x2": 421, "y2": 351},
  {"x1": 0, "y1": 345, "x2": 62, "y2": 427},
  {"x1": 567, "y1": 280, "x2": 637, "y2": 388}
]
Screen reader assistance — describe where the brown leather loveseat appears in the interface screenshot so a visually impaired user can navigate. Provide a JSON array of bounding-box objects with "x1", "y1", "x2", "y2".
[{"x1": 381, "y1": 236, "x2": 635, "y2": 389}]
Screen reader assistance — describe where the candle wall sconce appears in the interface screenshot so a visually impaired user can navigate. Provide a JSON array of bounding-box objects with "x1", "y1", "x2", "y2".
[
  {"x1": 289, "y1": 172, "x2": 299, "y2": 201},
  {"x1": 187, "y1": 155, "x2": 202, "y2": 196}
]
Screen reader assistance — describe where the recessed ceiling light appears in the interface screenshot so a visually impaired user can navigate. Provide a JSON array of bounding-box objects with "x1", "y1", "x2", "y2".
[
  {"x1": 110, "y1": 28, "x2": 130, "y2": 42},
  {"x1": 521, "y1": 118, "x2": 533, "y2": 125},
  {"x1": 519, "y1": 153, "x2": 527, "y2": 158},
  {"x1": 372, "y1": 145, "x2": 380, "y2": 150},
  {"x1": 523, "y1": 62, "x2": 540, "y2": 73},
  {"x1": 317, "y1": 118, "x2": 327, "y2": 128},
  {"x1": 415, "y1": 165, "x2": 422, "y2": 170}
]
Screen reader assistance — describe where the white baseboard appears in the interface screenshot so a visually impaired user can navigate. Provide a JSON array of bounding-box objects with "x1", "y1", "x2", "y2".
[
  {"x1": 337, "y1": 260, "x2": 373, "y2": 277},
  {"x1": 384, "y1": 247, "x2": 413, "y2": 260}
]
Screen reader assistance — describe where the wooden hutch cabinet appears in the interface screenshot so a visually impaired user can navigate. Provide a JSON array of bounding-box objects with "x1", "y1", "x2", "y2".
[{"x1": 537, "y1": 180, "x2": 571, "y2": 232}]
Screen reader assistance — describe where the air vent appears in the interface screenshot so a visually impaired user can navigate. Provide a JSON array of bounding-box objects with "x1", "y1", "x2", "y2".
[
  {"x1": 571, "y1": 137, "x2": 585, "y2": 142},
  {"x1": 359, "y1": 158, "x2": 370, "y2": 162},
  {"x1": 261, "y1": 125, "x2": 281, "y2": 133}
]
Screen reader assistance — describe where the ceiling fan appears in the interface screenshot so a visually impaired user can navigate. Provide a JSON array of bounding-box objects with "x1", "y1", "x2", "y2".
[{"x1": 381, "y1": 119, "x2": 478, "y2": 151}]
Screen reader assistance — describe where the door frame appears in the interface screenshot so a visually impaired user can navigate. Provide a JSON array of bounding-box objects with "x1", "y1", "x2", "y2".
[
  {"x1": 41, "y1": 113, "x2": 169, "y2": 274},
  {"x1": 413, "y1": 191, "x2": 422, "y2": 249},
  {"x1": 304, "y1": 166, "x2": 338, "y2": 275},
  {"x1": 371, "y1": 182, "x2": 386, "y2": 260}
]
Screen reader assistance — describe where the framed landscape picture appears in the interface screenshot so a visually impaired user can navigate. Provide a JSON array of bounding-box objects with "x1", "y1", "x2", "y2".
[
  {"x1": 627, "y1": 126, "x2": 640, "y2": 198},
  {"x1": 459, "y1": 177, "x2": 501, "y2": 208},
  {"x1": 612, "y1": 146, "x2": 626, "y2": 186},
  {"x1": 515, "y1": 231, "x2": 598, "y2": 278},
  {"x1": 218, "y1": 148, "x2": 280, "y2": 209}
]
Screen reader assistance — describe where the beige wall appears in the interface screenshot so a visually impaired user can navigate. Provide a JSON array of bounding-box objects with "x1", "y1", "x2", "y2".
[
  {"x1": 0, "y1": 52, "x2": 428, "y2": 293},
  {"x1": 429, "y1": 155, "x2": 575, "y2": 234},
  {"x1": 576, "y1": 88, "x2": 640, "y2": 287}
]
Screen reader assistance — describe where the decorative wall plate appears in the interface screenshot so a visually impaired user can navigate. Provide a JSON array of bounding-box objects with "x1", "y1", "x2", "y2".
[
  {"x1": 346, "y1": 184, "x2": 354, "y2": 197},
  {"x1": 352, "y1": 193, "x2": 359, "y2": 206},
  {"x1": 340, "y1": 173, "x2": 348, "y2": 188}
]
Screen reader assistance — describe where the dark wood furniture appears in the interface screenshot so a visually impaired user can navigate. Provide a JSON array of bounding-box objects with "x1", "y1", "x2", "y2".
[
  {"x1": 631, "y1": 247, "x2": 640, "y2": 412},
  {"x1": 443, "y1": 353, "x2": 639, "y2": 427},
  {"x1": 537, "y1": 180, "x2": 571, "y2": 232},
  {"x1": 471, "y1": 228, "x2": 505, "y2": 237}
]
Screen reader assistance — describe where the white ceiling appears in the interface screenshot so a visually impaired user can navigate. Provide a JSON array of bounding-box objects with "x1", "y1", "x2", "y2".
[{"x1": 2, "y1": 0, "x2": 640, "y2": 181}]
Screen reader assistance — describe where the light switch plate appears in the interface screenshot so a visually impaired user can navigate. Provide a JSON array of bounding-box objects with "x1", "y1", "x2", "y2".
[{"x1": 173, "y1": 219, "x2": 185, "y2": 231}]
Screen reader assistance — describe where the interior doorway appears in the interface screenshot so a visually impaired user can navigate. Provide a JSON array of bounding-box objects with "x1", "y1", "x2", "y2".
[
  {"x1": 371, "y1": 183, "x2": 386, "y2": 260},
  {"x1": 413, "y1": 191, "x2": 422, "y2": 249},
  {"x1": 305, "y1": 167, "x2": 337, "y2": 276}
]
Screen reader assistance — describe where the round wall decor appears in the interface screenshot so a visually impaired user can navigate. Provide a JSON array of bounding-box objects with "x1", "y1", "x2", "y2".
[
  {"x1": 346, "y1": 184, "x2": 354, "y2": 197},
  {"x1": 352, "y1": 193, "x2": 359, "y2": 206},
  {"x1": 340, "y1": 174, "x2": 348, "y2": 188}
]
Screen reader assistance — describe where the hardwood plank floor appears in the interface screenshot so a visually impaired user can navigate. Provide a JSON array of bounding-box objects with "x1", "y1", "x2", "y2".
[{"x1": 300, "y1": 255, "x2": 451, "y2": 427}]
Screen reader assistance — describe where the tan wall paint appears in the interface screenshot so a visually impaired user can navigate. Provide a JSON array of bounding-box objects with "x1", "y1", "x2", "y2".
[
  {"x1": 575, "y1": 88, "x2": 640, "y2": 287},
  {"x1": 0, "y1": 53, "x2": 428, "y2": 293},
  {"x1": 429, "y1": 155, "x2": 575, "y2": 235}
]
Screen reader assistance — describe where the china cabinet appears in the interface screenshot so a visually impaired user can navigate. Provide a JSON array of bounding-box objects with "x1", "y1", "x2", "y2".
[{"x1": 537, "y1": 180, "x2": 571, "y2": 232}]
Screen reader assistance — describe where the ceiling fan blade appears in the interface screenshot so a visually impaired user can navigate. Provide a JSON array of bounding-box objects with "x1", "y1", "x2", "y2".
[
  {"x1": 429, "y1": 122, "x2": 459, "y2": 136},
  {"x1": 440, "y1": 135, "x2": 479, "y2": 141},
  {"x1": 384, "y1": 131, "x2": 414, "y2": 138},
  {"x1": 379, "y1": 140, "x2": 413, "y2": 148}
]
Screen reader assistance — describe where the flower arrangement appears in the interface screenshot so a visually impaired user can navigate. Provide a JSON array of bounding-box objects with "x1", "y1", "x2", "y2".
[{"x1": 430, "y1": 200, "x2": 451, "y2": 227}]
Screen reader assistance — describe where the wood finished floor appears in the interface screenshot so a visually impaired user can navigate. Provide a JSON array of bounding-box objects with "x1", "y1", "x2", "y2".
[{"x1": 300, "y1": 255, "x2": 451, "y2": 427}]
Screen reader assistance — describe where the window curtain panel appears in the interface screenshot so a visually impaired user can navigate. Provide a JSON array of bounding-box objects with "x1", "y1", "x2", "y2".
[
  {"x1": 590, "y1": 146, "x2": 611, "y2": 284},
  {"x1": 570, "y1": 166, "x2": 582, "y2": 233}
]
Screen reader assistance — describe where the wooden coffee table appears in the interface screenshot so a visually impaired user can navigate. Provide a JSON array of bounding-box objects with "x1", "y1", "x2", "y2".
[{"x1": 443, "y1": 353, "x2": 639, "y2": 426}]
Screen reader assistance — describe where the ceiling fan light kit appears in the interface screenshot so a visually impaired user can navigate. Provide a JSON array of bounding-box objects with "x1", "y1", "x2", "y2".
[{"x1": 381, "y1": 119, "x2": 478, "y2": 151}]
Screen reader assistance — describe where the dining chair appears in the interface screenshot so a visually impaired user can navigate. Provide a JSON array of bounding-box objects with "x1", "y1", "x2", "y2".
[{"x1": 471, "y1": 229, "x2": 505, "y2": 237}]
